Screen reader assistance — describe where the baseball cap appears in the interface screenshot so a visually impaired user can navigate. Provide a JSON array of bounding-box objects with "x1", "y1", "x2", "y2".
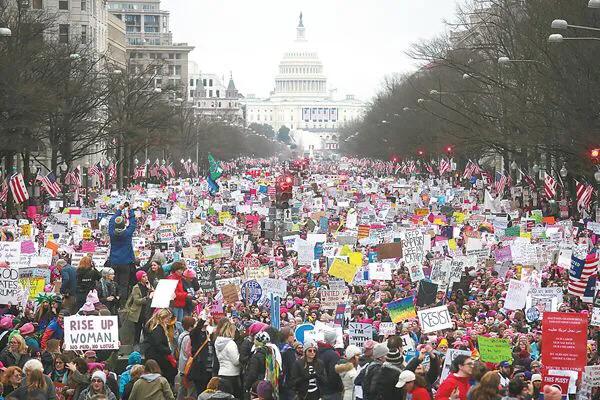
[{"x1": 396, "y1": 370, "x2": 416, "y2": 388}]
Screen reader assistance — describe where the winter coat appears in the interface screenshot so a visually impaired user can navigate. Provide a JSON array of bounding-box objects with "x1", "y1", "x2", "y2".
[
  {"x1": 40, "y1": 319, "x2": 64, "y2": 350},
  {"x1": 60, "y1": 265, "x2": 77, "y2": 296},
  {"x1": 96, "y1": 278, "x2": 118, "y2": 311},
  {"x1": 360, "y1": 360, "x2": 383, "y2": 400},
  {"x1": 243, "y1": 346, "x2": 268, "y2": 391},
  {"x1": 142, "y1": 325, "x2": 177, "y2": 384},
  {"x1": 291, "y1": 357, "x2": 327, "y2": 399},
  {"x1": 0, "y1": 349, "x2": 31, "y2": 369},
  {"x1": 435, "y1": 373, "x2": 471, "y2": 400},
  {"x1": 77, "y1": 384, "x2": 117, "y2": 400},
  {"x1": 128, "y1": 373, "x2": 174, "y2": 400},
  {"x1": 410, "y1": 386, "x2": 433, "y2": 400},
  {"x1": 214, "y1": 336, "x2": 241, "y2": 376},
  {"x1": 166, "y1": 272, "x2": 187, "y2": 308},
  {"x1": 336, "y1": 362, "x2": 358, "y2": 400},
  {"x1": 371, "y1": 362, "x2": 403, "y2": 400},
  {"x1": 197, "y1": 390, "x2": 235, "y2": 400},
  {"x1": 75, "y1": 267, "x2": 101, "y2": 296},
  {"x1": 188, "y1": 328, "x2": 213, "y2": 381},
  {"x1": 317, "y1": 343, "x2": 343, "y2": 395},
  {"x1": 109, "y1": 209, "x2": 136, "y2": 265},
  {"x1": 125, "y1": 283, "x2": 151, "y2": 323}
]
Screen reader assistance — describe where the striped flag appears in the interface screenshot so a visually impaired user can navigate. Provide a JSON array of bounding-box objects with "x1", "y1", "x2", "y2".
[
  {"x1": 357, "y1": 224, "x2": 370, "y2": 239},
  {"x1": 575, "y1": 180, "x2": 593, "y2": 211},
  {"x1": 463, "y1": 161, "x2": 476, "y2": 179},
  {"x1": 191, "y1": 162, "x2": 198, "y2": 176},
  {"x1": 439, "y1": 159, "x2": 451, "y2": 175},
  {"x1": 519, "y1": 169, "x2": 536, "y2": 190},
  {"x1": 0, "y1": 180, "x2": 8, "y2": 202},
  {"x1": 544, "y1": 173, "x2": 556, "y2": 199},
  {"x1": 568, "y1": 253, "x2": 599, "y2": 297},
  {"x1": 167, "y1": 164, "x2": 176, "y2": 178},
  {"x1": 133, "y1": 165, "x2": 146, "y2": 179},
  {"x1": 425, "y1": 163, "x2": 434, "y2": 175},
  {"x1": 107, "y1": 162, "x2": 117, "y2": 183},
  {"x1": 9, "y1": 173, "x2": 29, "y2": 203},
  {"x1": 160, "y1": 164, "x2": 169, "y2": 177},
  {"x1": 494, "y1": 172, "x2": 508, "y2": 195},
  {"x1": 149, "y1": 161, "x2": 160, "y2": 178},
  {"x1": 88, "y1": 162, "x2": 101, "y2": 177},
  {"x1": 38, "y1": 172, "x2": 61, "y2": 197},
  {"x1": 65, "y1": 166, "x2": 81, "y2": 187}
]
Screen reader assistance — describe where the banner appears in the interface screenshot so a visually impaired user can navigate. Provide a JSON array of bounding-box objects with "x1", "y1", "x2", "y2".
[
  {"x1": 64, "y1": 315, "x2": 119, "y2": 350},
  {"x1": 541, "y1": 312, "x2": 588, "y2": 373},
  {"x1": 417, "y1": 305, "x2": 453, "y2": 333},
  {"x1": 477, "y1": 335, "x2": 513, "y2": 363}
]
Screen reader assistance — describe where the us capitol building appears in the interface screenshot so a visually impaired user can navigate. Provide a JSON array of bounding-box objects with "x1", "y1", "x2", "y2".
[{"x1": 242, "y1": 13, "x2": 366, "y2": 154}]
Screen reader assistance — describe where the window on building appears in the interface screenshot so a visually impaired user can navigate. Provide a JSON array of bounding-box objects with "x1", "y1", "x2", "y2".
[
  {"x1": 80, "y1": 0, "x2": 86, "y2": 10},
  {"x1": 58, "y1": 0, "x2": 68, "y2": 10},
  {"x1": 32, "y1": 0, "x2": 43, "y2": 9},
  {"x1": 196, "y1": 79, "x2": 200, "y2": 86},
  {"x1": 176, "y1": 53, "x2": 181, "y2": 59},
  {"x1": 209, "y1": 79, "x2": 213, "y2": 86},
  {"x1": 81, "y1": 24, "x2": 87, "y2": 43},
  {"x1": 202, "y1": 79, "x2": 207, "y2": 86},
  {"x1": 59, "y1": 24, "x2": 69, "y2": 43},
  {"x1": 215, "y1": 90, "x2": 220, "y2": 98},
  {"x1": 144, "y1": 15, "x2": 159, "y2": 32},
  {"x1": 189, "y1": 79, "x2": 194, "y2": 86},
  {"x1": 168, "y1": 53, "x2": 174, "y2": 59},
  {"x1": 218, "y1": 102, "x2": 221, "y2": 107},
  {"x1": 209, "y1": 90, "x2": 212, "y2": 97}
]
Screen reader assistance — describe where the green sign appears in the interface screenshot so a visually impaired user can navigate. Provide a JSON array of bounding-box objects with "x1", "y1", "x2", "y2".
[
  {"x1": 478, "y1": 335, "x2": 513, "y2": 364},
  {"x1": 504, "y1": 226, "x2": 520, "y2": 237}
]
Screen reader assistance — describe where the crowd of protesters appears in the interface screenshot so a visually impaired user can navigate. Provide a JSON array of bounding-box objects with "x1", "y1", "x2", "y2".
[{"x1": 0, "y1": 157, "x2": 597, "y2": 400}]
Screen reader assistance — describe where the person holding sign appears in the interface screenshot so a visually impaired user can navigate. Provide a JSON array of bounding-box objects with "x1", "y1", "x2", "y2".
[
  {"x1": 109, "y1": 202, "x2": 137, "y2": 308},
  {"x1": 142, "y1": 309, "x2": 178, "y2": 386}
]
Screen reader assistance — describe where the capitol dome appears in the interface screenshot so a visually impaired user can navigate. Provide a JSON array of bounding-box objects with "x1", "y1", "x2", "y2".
[{"x1": 272, "y1": 13, "x2": 328, "y2": 99}]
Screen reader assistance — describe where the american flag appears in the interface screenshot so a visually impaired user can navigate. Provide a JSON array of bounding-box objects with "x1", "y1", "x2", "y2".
[
  {"x1": 463, "y1": 161, "x2": 476, "y2": 179},
  {"x1": 568, "y1": 253, "x2": 599, "y2": 298},
  {"x1": 37, "y1": 171, "x2": 61, "y2": 197},
  {"x1": 107, "y1": 162, "x2": 117, "y2": 183},
  {"x1": 481, "y1": 170, "x2": 492, "y2": 186},
  {"x1": 494, "y1": 172, "x2": 508, "y2": 195},
  {"x1": 544, "y1": 173, "x2": 556, "y2": 199},
  {"x1": 519, "y1": 169, "x2": 536, "y2": 190},
  {"x1": 133, "y1": 165, "x2": 146, "y2": 179},
  {"x1": 167, "y1": 164, "x2": 176, "y2": 178},
  {"x1": 425, "y1": 163, "x2": 434, "y2": 175},
  {"x1": 439, "y1": 159, "x2": 451, "y2": 175},
  {"x1": 9, "y1": 173, "x2": 29, "y2": 203},
  {"x1": 575, "y1": 180, "x2": 593, "y2": 212},
  {"x1": 191, "y1": 162, "x2": 198, "y2": 176},
  {"x1": 160, "y1": 164, "x2": 169, "y2": 177},
  {"x1": 0, "y1": 180, "x2": 8, "y2": 202},
  {"x1": 183, "y1": 161, "x2": 191, "y2": 175},
  {"x1": 65, "y1": 166, "x2": 81, "y2": 187},
  {"x1": 149, "y1": 161, "x2": 160, "y2": 178},
  {"x1": 88, "y1": 162, "x2": 101, "y2": 177}
]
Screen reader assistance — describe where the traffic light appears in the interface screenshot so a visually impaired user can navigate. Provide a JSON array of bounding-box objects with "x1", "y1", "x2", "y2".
[
  {"x1": 276, "y1": 174, "x2": 293, "y2": 209},
  {"x1": 591, "y1": 148, "x2": 600, "y2": 164}
]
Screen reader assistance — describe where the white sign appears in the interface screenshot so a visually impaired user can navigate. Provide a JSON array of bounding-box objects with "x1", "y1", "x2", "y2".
[
  {"x1": 368, "y1": 262, "x2": 392, "y2": 281},
  {"x1": 591, "y1": 307, "x2": 600, "y2": 327},
  {"x1": 0, "y1": 267, "x2": 20, "y2": 305},
  {"x1": 402, "y1": 230, "x2": 424, "y2": 266},
  {"x1": 441, "y1": 349, "x2": 471, "y2": 381},
  {"x1": 504, "y1": 279, "x2": 530, "y2": 310},
  {"x1": 151, "y1": 279, "x2": 178, "y2": 308},
  {"x1": 417, "y1": 305, "x2": 453, "y2": 334},
  {"x1": 0, "y1": 242, "x2": 20, "y2": 264},
  {"x1": 379, "y1": 322, "x2": 396, "y2": 336},
  {"x1": 320, "y1": 288, "x2": 349, "y2": 310},
  {"x1": 349, "y1": 322, "x2": 373, "y2": 347},
  {"x1": 64, "y1": 315, "x2": 119, "y2": 350},
  {"x1": 257, "y1": 278, "x2": 287, "y2": 299}
]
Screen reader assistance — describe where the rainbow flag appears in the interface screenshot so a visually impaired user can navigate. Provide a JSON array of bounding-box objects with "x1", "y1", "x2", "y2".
[{"x1": 387, "y1": 297, "x2": 417, "y2": 323}]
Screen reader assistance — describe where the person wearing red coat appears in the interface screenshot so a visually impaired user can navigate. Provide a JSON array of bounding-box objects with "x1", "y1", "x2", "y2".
[
  {"x1": 166, "y1": 261, "x2": 189, "y2": 322},
  {"x1": 435, "y1": 355, "x2": 473, "y2": 400}
]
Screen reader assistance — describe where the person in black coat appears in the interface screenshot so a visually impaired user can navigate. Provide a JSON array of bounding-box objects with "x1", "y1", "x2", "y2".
[
  {"x1": 243, "y1": 332, "x2": 279, "y2": 396},
  {"x1": 188, "y1": 319, "x2": 214, "y2": 394},
  {"x1": 142, "y1": 309, "x2": 177, "y2": 385},
  {"x1": 370, "y1": 349, "x2": 404, "y2": 400},
  {"x1": 291, "y1": 340, "x2": 327, "y2": 400},
  {"x1": 74, "y1": 256, "x2": 102, "y2": 310},
  {"x1": 316, "y1": 331, "x2": 344, "y2": 399}
]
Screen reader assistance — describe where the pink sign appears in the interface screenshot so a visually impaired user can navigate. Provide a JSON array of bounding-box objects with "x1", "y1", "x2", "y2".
[
  {"x1": 21, "y1": 240, "x2": 36, "y2": 254},
  {"x1": 81, "y1": 241, "x2": 96, "y2": 253}
]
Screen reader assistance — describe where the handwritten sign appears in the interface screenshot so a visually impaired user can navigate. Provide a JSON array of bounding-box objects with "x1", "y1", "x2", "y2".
[
  {"x1": 0, "y1": 267, "x2": 20, "y2": 305},
  {"x1": 477, "y1": 336, "x2": 513, "y2": 363},
  {"x1": 349, "y1": 322, "x2": 373, "y2": 347},
  {"x1": 417, "y1": 305, "x2": 453, "y2": 333}
]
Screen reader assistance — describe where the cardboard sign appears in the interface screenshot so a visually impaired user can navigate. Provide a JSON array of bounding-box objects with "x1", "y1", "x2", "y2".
[
  {"x1": 541, "y1": 374, "x2": 570, "y2": 398},
  {"x1": 320, "y1": 288, "x2": 349, "y2": 310},
  {"x1": 379, "y1": 322, "x2": 396, "y2": 336},
  {"x1": 257, "y1": 278, "x2": 287, "y2": 298},
  {"x1": 64, "y1": 315, "x2": 119, "y2": 350},
  {"x1": 402, "y1": 230, "x2": 424, "y2": 266},
  {"x1": 349, "y1": 322, "x2": 373, "y2": 347},
  {"x1": 0, "y1": 267, "x2": 20, "y2": 305},
  {"x1": 477, "y1": 335, "x2": 513, "y2": 363},
  {"x1": 417, "y1": 305, "x2": 453, "y2": 333},
  {"x1": 328, "y1": 258, "x2": 359, "y2": 284},
  {"x1": 541, "y1": 312, "x2": 588, "y2": 373},
  {"x1": 221, "y1": 283, "x2": 240, "y2": 304},
  {"x1": 377, "y1": 242, "x2": 402, "y2": 260}
]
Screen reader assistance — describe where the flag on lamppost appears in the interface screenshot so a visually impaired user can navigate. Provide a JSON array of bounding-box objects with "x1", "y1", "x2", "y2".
[
  {"x1": 575, "y1": 180, "x2": 593, "y2": 211},
  {"x1": 37, "y1": 171, "x2": 61, "y2": 197},
  {"x1": 544, "y1": 173, "x2": 557, "y2": 199},
  {"x1": 0, "y1": 180, "x2": 8, "y2": 202}
]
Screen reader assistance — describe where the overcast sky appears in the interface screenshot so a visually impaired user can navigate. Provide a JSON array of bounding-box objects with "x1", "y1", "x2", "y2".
[{"x1": 161, "y1": 0, "x2": 459, "y2": 102}]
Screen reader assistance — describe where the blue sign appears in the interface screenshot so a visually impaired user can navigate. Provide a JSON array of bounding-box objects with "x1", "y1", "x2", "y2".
[
  {"x1": 241, "y1": 280, "x2": 262, "y2": 305},
  {"x1": 294, "y1": 323, "x2": 315, "y2": 344},
  {"x1": 270, "y1": 294, "x2": 280, "y2": 330}
]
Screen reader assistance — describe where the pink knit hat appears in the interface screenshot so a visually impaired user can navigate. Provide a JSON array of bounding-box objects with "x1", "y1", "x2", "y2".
[{"x1": 136, "y1": 270, "x2": 147, "y2": 282}]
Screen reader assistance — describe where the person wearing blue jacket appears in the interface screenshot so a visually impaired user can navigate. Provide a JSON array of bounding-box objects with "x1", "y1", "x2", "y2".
[{"x1": 109, "y1": 202, "x2": 137, "y2": 307}]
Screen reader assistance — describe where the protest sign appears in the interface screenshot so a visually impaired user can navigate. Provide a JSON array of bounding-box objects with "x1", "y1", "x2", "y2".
[
  {"x1": 151, "y1": 279, "x2": 178, "y2": 308},
  {"x1": 203, "y1": 243, "x2": 222, "y2": 260},
  {"x1": 417, "y1": 305, "x2": 453, "y2": 333},
  {"x1": 241, "y1": 280, "x2": 262, "y2": 305},
  {"x1": 429, "y1": 259, "x2": 451, "y2": 289},
  {"x1": 320, "y1": 288, "x2": 349, "y2": 310},
  {"x1": 441, "y1": 349, "x2": 471, "y2": 381},
  {"x1": 196, "y1": 265, "x2": 216, "y2": 292},
  {"x1": 504, "y1": 279, "x2": 530, "y2": 310},
  {"x1": 402, "y1": 230, "x2": 424, "y2": 266},
  {"x1": 377, "y1": 242, "x2": 402, "y2": 260},
  {"x1": 257, "y1": 278, "x2": 287, "y2": 299},
  {"x1": 0, "y1": 242, "x2": 20, "y2": 263},
  {"x1": 477, "y1": 336, "x2": 513, "y2": 363},
  {"x1": 0, "y1": 267, "x2": 20, "y2": 305},
  {"x1": 349, "y1": 322, "x2": 373, "y2": 347},
  {"x1": 221, "y1": 283, "x2": 240, "y2": 304},
  {"x1": 63, "y1": 315, "x2": 119, "y2": 350},
  {"x1": 387, "y1": 297, "x2": 417, "y2": 323},
  {"x1": 541, "y1": 374, "x2": 570, "y2": 397},
  {"x1": 379, "y1": 322, "x2": 396, "y2": 336},
  {"x1": 19, "y1": 277, "x2": 45, "y2": 300},
  {"x1": 542, "y1": 312, "x2": 587, "y2": 373},
  {"x1": 368, "y1": 262, "x2": 392, "y2": 281},
  {"x1": 328, "y1": 258, "x2": 359, "y2": 283}
]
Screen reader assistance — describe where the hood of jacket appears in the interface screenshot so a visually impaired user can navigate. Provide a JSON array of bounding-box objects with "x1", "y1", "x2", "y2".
[
  {"x1": 198, "y1": 390, "x2": 234, "y2": 400},
  {"x1": 381, "y1": 361, "x2": 403, "y2": 372},
  {"x1": 140, "y1": 373, "x2": 161, "y2": 382},
  {"x1": 214, "y1": 336, "x2": 234, "y2": 352}
]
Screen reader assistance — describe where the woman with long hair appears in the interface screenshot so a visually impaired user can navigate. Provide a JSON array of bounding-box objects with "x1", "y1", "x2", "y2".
[
  {"x1": 75, "y1": 256, "x2": 101, "y2": 310},
  {"x1": 50, "y1": 354, "x2": 69, "y2": 385},
  {"x1": 187, "y1": 318, "x2": 214, "y2": 395},
  {"x1": 407, "y1": 374, "x2": 432, "y2": 400},
  {"x1": 142, "y1": 309, "x2": 177, "y2": 385},
  {"x1": 128, "y1": 359, "x2": 174, "y2": 400},
  {"x1": 214, "y1": 318, "x2": 242, "y2": 399},
  {"x1": 0, "y1": 335, "x2": 31, "y2": 369},
  {"x1": 6, "y1": 368, "x2": 47, "y2": 400},
  {"x1": 468, "y1": 371, "x2": 502, "y2": 400},
  {"x1": 1, "y1": 367, "x2": 22, "y2": 397},
  {"x1": 291, "y1": 339, "x2": 326, "y2": 400}
]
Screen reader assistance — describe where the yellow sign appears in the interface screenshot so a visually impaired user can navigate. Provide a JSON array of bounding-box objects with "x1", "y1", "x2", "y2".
[
  {"x1": 339, "y1": 245, "x2": 352, "y2": 257},
  {"x1": 448, "y1": 238, "x2": 457, "y2": 250},
  {"x1": 520, "y1": 232, "x2": 532, "y2": 239},
  {"x1": 19, "y1": 277, "x2": 46, "y2": 300},
  {"x1": 328, "y1": 259, "x2": 359, "y2": 283},
  {"x1": 20, "y1": 224, "x2": 32, "y2": 237},
  {"x1": 83, "y1": 228, "x2": 92, "y2": 240},
  {"x1": 453, "y1": 212, "x2": 465, "y2": 224},
  {"x1": 218, "y1": 211, "x2": 232, "y2": 224},
  {"x1": 348, "y1": 252, "x2": 363, "y2": 267},
  {"x1": 415, "y1": 208, "x2": 429, "y2": 216}
]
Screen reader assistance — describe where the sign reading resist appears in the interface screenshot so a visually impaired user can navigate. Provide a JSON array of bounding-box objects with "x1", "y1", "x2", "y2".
[{"x1": 417, "y1": 305, "x2": 453, "y2": 333}]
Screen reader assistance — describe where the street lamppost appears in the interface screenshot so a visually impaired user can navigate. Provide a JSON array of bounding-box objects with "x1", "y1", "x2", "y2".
[
  {"x1": 548, "y1": 33, "x2": 600, "y2": 43},
  {"x1": 0, "y1": 27, "x2": 11, "y2": 37},
  {"x1": 551, "y1": 19, "x2": 600, "y2": 32},
  {"x1": 497, "y1": 56, "x2": 548, "y2": 67}
]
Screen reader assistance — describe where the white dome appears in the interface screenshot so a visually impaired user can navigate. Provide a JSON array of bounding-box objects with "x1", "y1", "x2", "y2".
[{"x1": 272, "y1": 13, "x2": 328, "y2": 99}]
